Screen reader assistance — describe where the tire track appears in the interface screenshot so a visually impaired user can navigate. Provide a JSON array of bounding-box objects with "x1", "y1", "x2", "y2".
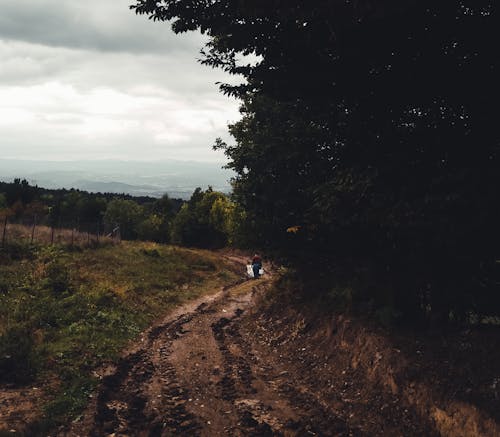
[
  {"x1": 90, "y1": 308, "x2": 205, "y2": 436},
  {"x1": 210, "y1": 304, "x2": 353, "y2": 437},
  {"x1": 62, "y1": 256, "x2": 439, "y2": 437},
  {"x1": 67, "y1": 266, "x2": 357, "y2": 436}
]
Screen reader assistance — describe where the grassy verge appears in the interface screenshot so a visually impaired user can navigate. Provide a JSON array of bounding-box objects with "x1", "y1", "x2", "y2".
[{"x1": 0, "y1": 240, "x2": 240, "y2": 433}]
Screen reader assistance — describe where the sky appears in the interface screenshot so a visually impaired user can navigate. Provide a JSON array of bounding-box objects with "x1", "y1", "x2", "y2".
[{"x1": 0, "y1": 0, "x2": 241, "y2": 163}]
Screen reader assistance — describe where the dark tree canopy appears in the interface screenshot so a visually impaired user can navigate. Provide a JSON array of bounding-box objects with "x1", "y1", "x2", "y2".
[{"x1": 133, "y1": 0, "x2": 500, "y2": 324}]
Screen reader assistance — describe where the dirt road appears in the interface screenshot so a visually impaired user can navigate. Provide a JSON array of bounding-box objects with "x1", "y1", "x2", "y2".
[
  {"x1": 65, "y1": 267, "x2": 340, "y2": 436},
  {"x1": 66, "y1": 259, "x2": 434, "y2": 437}
]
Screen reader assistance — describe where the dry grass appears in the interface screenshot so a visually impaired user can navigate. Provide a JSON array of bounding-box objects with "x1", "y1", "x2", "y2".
[{"x1": 2, "y1": 223, "x2": 115, "y2": 246}]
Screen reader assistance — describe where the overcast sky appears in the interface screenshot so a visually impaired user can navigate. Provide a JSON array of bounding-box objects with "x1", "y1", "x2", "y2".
[{"x1": 0, "y1": 0, "x2": 241, "y2": 163}]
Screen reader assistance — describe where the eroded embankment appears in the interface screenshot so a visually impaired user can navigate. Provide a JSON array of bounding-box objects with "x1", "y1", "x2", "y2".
[{"x1": 246, "y1": 295, "x2": 500, "y2": 437}]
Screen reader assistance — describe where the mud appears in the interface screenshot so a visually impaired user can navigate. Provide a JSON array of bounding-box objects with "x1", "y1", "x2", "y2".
[
  {"x1": 4, "y1": 251, "x2": 497, "y2": 436},
  {"x1": 48, "y1": 250, "x2": 499, "y2": 437},
  {"x1": 60, "y1": 257, "x2": 442, "y2": 437}
]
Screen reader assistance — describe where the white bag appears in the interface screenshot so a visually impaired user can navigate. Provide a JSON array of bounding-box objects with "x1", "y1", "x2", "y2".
[
  {"x1": 246, "y1": 264, "x2": 254, "y2": 278},
  {"x1": 247, "y1": 265, "x2": 264, "y2": 278}
]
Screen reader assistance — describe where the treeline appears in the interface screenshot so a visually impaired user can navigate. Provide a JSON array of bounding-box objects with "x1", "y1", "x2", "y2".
[
  {"x1": 133, "y1": 1, "x2": 500, "y2": 325},
  {"x1": 0, "y1": 179, "x2": 238, "y2": 248}
]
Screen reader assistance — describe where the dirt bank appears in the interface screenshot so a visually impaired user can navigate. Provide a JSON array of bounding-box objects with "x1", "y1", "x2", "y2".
[{"x1": 248, "y1": 293, "x2": 500, "y2": 437}]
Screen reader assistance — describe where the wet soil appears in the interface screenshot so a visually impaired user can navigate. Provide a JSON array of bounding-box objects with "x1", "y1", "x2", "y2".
[
  {"x1": 3, "y1": 252, "x2": 498, "y2": 436},
  {"x1": 62, "y1": 259, "x2": 438, "y2": 437}
]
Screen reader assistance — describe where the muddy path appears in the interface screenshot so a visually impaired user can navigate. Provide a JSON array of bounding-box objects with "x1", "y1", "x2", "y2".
[{"x1": 65, "y1": 258, "x2": 433, "y2": 437}]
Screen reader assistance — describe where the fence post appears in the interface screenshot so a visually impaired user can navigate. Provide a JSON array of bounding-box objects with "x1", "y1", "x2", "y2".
[
  {"x1": 57, "y1": 217, "x2": 61, "y2": 244},
  {"x1": 31, "y1": 215, "x2": 37, "y2": 245},
  {"x1": 1, "y1": 216, "x2": 7, "y2": 247},
  {"x1": 71, "y1": 223, "x2": 75, "y2": 247},
  {"x1": 96, "y1": 222, "x2": 100, "y2": 244},
  {"x1": 51, "y1": 225, "x2": 55, "y2": 244}
]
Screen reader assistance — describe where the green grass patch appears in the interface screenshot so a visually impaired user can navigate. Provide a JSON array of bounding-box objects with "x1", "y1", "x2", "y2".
[{"x1": 0, "y1": 241, "x2": 239, "y2": 432}]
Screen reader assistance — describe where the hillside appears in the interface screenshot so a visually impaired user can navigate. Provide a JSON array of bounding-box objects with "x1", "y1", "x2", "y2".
[
  {"x1": 1, "y1": 240, "x2": 499, "y2": 436},
  {"x1": 0, "y1": 240, "x2": 241, "y2": 434},
  {"x1": 49, "y1": 258, "x2": 500, "y2": 437}
]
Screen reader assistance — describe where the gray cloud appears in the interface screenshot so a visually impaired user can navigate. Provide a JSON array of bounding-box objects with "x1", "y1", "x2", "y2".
[
  {"x1": 0, "y1": 0, "x2": 242, "y2": 163},
  {"x1": 0, "y1": 0, "x2": 206, "y2": 54}
]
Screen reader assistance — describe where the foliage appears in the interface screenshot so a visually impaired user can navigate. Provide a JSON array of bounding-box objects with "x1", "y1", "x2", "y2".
[
  {"x1": 3, "y1": 179, "x2": 37, "y2": 208},
  {"x1": 103, "y1": 198, "x2": 144, "y2": 240},
  {"x1": 0, "y1": 179, "x2": 241, "y2": 248},
  {"x1": 139, "y1": 194, "x2": 175, "y2": 243},
  {"x1": 133, "y1": 0, "x2": 500, "y2": 324},
  {"x1": 0, "y1": 326, "x2": 36, "y2": 385},
  {"x1": 42, "y1": 260, "x2": 72, "y2": 297},
  {"x1": 170, "y1": 187, "x2": 236, "y2": 248},
  {"x1": 0, "y1": 180, "x2": 185, "y2": 244},
  {"x1": 136, "y1": 213, "x2": 163, "y2": 241}
]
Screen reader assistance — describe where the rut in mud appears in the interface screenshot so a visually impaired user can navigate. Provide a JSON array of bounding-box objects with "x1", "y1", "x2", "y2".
[
  {"x1": 64, "y1": 277, "x2": 347, "y2": 436},
  {"x1": 66, "y1": 267, "x2": 435, "y2": 437}
]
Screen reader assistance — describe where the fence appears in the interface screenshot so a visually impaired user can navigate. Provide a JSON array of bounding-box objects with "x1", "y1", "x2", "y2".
[{"x1": 0, "y1": 215, "x2": 120, "y2": 247}]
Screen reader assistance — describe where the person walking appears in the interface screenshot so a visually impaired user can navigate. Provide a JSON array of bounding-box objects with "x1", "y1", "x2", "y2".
[{"x1": 251, "y1": 253, "x2": 262, "y2": 279}]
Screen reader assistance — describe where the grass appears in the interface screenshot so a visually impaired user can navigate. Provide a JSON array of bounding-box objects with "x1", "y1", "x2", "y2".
[
  {"x1": 3, "y1": 223, "x2": 112, "y2": 246},
  {"x1": 0, "y1": 239, "x2": 240, "y2": 433}
]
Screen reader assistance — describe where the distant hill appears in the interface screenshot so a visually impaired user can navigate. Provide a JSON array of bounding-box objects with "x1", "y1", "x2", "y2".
[
  {"x1": 72, "y1": 180, "x2": 166, "y2": 197},
  {"x1": 0, "y1": 159, "x2": 234, "y2": 199}
]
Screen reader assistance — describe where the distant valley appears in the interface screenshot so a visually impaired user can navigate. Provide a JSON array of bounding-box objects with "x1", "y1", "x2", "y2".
[{"x1": 0, "y1": 159, "x2": 234, "y2": 199}]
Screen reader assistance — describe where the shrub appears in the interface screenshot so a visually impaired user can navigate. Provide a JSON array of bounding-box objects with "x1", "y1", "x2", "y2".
[
  {"x1": 43, "y1": 261, "x2": 71, "y2": 296},
  {"x1": 0, "y1": 326, "x2": 37, "y2": 385}
]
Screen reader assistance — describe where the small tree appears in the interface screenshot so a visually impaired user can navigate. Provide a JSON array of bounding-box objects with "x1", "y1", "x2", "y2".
[
  {"x1": 170, "y1": 188, "x2": 235, "y2": 248},
  {"x1": 136, "y1": 214, "x2": 164, "y2": 242},
  {"x1": 104, "y1": 199, "x2": 144, "y2": 240}
]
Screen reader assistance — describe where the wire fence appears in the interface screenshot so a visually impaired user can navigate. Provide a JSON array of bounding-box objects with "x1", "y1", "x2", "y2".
[{"x1": 0, "y1": 215, "x2": 120, "y2": 247}]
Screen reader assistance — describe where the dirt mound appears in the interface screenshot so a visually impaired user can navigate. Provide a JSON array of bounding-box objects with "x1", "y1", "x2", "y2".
[{"x1": 248, "y1": 296, "x2": 500, "y2": 437}]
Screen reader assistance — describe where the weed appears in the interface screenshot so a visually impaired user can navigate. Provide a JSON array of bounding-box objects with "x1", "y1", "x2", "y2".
[
  {"x1": 0, "y1": 326, "x2": 37, "y2": 385},
  {"x1": 42, "y1": 262, "x2": 71, "y2": 296},
  {"x1": 217, "y1": 270, "x2": 233, "y2": 281},
  {"x1": 0, "y1": 241, "x2": 36, "y2": 263},
  {"x1": 140, "y1": 248, "x2": 161, "y2": 258},
  {"x1": 0, "y1": 278, "x2": 9, "y2": 295},
  {"x1": 42, "y1": 376, "x2": 98, "y2": 429}
]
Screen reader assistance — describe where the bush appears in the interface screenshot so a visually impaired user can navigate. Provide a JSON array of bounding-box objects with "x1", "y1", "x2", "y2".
[
  {"x1": 0, "y1": 241, "x2": 36, "y2": 262},
  {"x1": 0, "y1": 326, "x2": 37, "y2": 385},
  {"x1": 0, "y1": 278, "x2": 9, "y2": 295},
  {"x1": 43, "y1": 261, "x2": 71, "y2": 296}
]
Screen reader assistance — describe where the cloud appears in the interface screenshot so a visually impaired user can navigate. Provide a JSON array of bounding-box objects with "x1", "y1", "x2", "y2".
[
  {"x1": 0, "y1": 80, "x2": 239, "y2": 161},
  {"x1": 0, "y1": 0, "x2": 205, "y2": 54},
  {"x1": 0, "y1": 0, "x2": 242, "y2": 163}
]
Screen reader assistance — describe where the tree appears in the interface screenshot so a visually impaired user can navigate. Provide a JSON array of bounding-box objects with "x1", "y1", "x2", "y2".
[
  {"x1": 4, "y1": 178, "x2": 37, "y2": 207},
  {"x1": 170, "y1": 187, "x2": 235, "y2": 248},
  {"x1": 104, "y1": 199, "x2": 144, "y2": 240},
  {"x1": 133, "y1": 1, "x2": 500, "y2": 323},
  {"x1": 141, "y1": 194, "x2": 175, "y2": 243},
  {"x1": 75, "y1": 195, "x2": 107, "y2": 232},
  {"x1": 136, "y1": 214, "x2": 162, "y2": 242}
]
